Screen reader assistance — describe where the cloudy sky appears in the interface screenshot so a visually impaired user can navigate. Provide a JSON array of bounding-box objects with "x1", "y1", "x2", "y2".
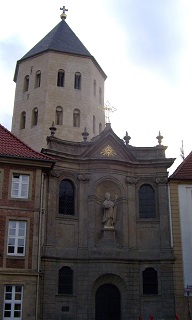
[{"x1": 0, "y1": 0, "x2": 192, "y2": 174}]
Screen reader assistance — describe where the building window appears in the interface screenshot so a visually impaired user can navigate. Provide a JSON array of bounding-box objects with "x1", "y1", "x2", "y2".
[
  {"x1": 57, "y1": 69, "x2": 65, "y2": 87},
  {"x1": 59, "y1": 179, "x2": 74, "y2": 215},
  {"x1": 35, "y1": 70, "x2": 41, "y2": 88},
  {"x1": 143, "y1": 267, "x2": 158, "y2": 295},
  {"x1": 32, "y1": 107, "x2": 38, "y2": 126},
  {"x1": 93, "y1": 115, "x2": 96, "y2": 134},
  {"x1": 58, "y1": 266, "x2": 73, "y2": 294},
  {"x1": 23, "y1": 75, "x2": 29, "y2": 92},
  {"x1": 3, "y1": 285, "x2": 23, "y2": 320},
  {"x1": 74, "y1": 72, "x2": 81, "y2": 89},
  {"x1": 73, "y1": 109, "x2": 80, "y2": 127},
  {"x1": 99, "y1": 122, "x2": 102, "y2": 134},
  {"x1": 99, "y1": 87, "x2": 102, "y2": 104},
  {"x1": 20, "y1": 111, "x2": 26, "y2": 129},
  {"x1": 7, "y1": 221, "x2": 26, "y2": 256},
  {"x1": 139, "y1": 184, "x2": 156, "y2": 218},
  {"x1": 93, "y1": 80, "x2": 96, "y2": 96},
  {"x1": 11, "y1": 174, "x2": 29, "y2": 199},
  {"x1": 55, "y1": 106, "x2": 63, "y2": 125}
]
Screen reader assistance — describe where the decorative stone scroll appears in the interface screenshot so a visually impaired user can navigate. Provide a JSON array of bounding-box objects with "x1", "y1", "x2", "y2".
[
  {"x1": 155, "y1": 176, "x2": 168, "y2": 184},
  {"x1": 126, "y1": 176, "x2": 138, "y2": 185},
  {"x1": 77, "y1": 173, "x2": 90, "y2": 181}
]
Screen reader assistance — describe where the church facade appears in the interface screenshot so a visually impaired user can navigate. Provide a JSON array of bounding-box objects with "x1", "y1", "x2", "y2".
[{"x1": 2, "y1": 9, "x2": 177, "y2": 320}]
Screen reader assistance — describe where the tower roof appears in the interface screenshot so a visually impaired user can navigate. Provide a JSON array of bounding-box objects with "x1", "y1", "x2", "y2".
[{"x1": 14, "y1": 19, "x2": 107, "y2": 81}]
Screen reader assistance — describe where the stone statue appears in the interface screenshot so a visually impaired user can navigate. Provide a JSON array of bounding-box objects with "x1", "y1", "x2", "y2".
[{"x1": 102, "y1": 192, "x2": 117, "y2": 228}]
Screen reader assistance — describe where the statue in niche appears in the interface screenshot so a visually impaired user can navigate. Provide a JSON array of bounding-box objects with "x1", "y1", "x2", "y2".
[{"x1": 102, "y1": 192, "x2": 117, "y2": 228}]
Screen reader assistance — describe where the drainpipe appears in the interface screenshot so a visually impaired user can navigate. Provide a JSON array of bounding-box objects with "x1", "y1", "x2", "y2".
[{"x1": 35, "y1": 172, "x2": 46, "y2": 320}]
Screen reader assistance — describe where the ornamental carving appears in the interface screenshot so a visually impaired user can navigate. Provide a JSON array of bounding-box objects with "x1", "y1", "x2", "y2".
[
  {"x1": 155, "y1": 176, "x2": 168, "y2": 184},
  {"x1": 77, "y1": 173, "x2": 90, "y2": 181},
  {"x1": 100, "y1": 145, "x2": 117, "y2": 157},
  {"x1": 126, "y1": 176, "x2": 138, "y2": 185}
]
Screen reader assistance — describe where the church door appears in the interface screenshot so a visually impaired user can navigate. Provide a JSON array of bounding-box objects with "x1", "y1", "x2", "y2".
[{"x1": 95, "y1": 283, "x2": 121, "y2": 320}]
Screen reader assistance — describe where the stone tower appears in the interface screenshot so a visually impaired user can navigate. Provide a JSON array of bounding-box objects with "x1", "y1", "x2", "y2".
[{"x1": 11, "y1": 12, "x2": 107, "y2": 151}]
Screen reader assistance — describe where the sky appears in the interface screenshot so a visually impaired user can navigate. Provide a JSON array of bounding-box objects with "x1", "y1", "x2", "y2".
[{"x1": 0, "y1": 0, "x2": 192, "y2": 174}]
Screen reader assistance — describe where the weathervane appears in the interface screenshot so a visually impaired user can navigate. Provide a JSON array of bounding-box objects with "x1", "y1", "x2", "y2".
[
  {"x1": 98, "y1": 101, "x2": 117, "y2": 123},
  {"x1": 60, "y1": 6, "x2": 68, "y2": 20}
]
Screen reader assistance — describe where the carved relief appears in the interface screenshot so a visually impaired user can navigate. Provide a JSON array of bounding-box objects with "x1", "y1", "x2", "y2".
[
  {"x1": 77, "y1": 173, "x2": 90, "y2": 181},
  {"x1": 126, "y1": 176, "x2": 138, "y2": 185},
  {"x1": 155, "y1": 176, "x2": 168, "y2": 184}
]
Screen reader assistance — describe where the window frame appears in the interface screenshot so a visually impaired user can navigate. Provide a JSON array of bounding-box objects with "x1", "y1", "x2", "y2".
[
  {"x1": 59, "y1": 179, "x2": 75, "y2": 215},
  {"x1": 138, "y1": 183, "x2": 157, "y2": 219},
  {"x1": 142, "y1": 267, "x2": 158, "y2": 295},
  {"x1": 11, "y1": 174, "x2": 30, "y2": 199},
  {"x1": 23, "y1": 75, "x2": 29, "y2": 92},
  {"x1": 58, "y1": 266, "x2": 73, "y2": 294},
  {"x1": 35, "y1": 70, "x2": 41, "y2": 88},
  {"x1": 3, "y1": 285, "x2": 23, "y2": 320},
  {"x1": 20, "y1": 111, "x2": 26, "y2": 130},
  {"x1": 74, "y1": 72, "x2": 81, "y2": 90},
  {"x1": 7, "y1": 220, "x2": 27, "y2": 256},
  {"x1": 57, "y1": 69, "x2": 65, "y2": 87}
]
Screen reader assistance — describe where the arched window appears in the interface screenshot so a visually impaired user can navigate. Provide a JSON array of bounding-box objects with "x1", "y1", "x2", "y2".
[
  {"x1": 20, "y1": 111, "x2": 26, "y2": 129},
  {"x1": 93, "y1": 80, "x2": 96, "y2": 96},
  {"x1": 35, "y1": 70, "x2": 41, "y2": 88},
  {"x1": 57, "y1": 69, "x2": 65, "y2": 87},
  {"x1": 59, "y1": 179, "x2": 75, "y2": 215},
  {"x1": 55, "y1": 106, "x2": 63, "y2": 125},
  {"x1": 73, "y1": 109, "x2": 80, "y2": 127},
  {"x1": 24, "y1": 75, "x2": 29, "y2": 92},
  {"x1": 99, "y1": 122, "x2": 102, "y2": 134},
  {"x1": 58, "y1": 266, "x2": 73, "y2": 294},
  {"x1": 32, "y1": 108, "x2": 38, "y2": 126},
  {"x1": 74, "y1": 72, "x2": 81, "y2": 89},
  {"x1": 143, "y1": 267, "x2": 158, "y2": 295},
  {"x1": 139, "y1": 184, "x2": 156, "y2": 218},
  {"x1": 93, "y1": 115, "x2": 96, "y2": 134},
  {"x1": 99, "y1": 87, "x2": 102, "y2": 104}
]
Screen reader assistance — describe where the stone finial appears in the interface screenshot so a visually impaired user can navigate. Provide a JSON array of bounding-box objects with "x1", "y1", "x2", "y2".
[
  {"x1": 49, "y1": 121, "x2": 57, "y2": 136},
  {"x1": 60, "y1": 5, "x2": 68, "y2": 20},
  {"x1": 123, "y1": 131, "x2": 131, "y2": 145},
  {"x1": 82, "y1": 127, "x2": 89, "y2": 142},
  {"x1": 156, "y1": 131, "x2": 163, "y2": 146}
]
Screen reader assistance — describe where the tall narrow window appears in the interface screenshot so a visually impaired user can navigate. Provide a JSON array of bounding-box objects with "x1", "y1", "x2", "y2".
[
  {"x1": 32, "y1": 108, "x2": 38, "y2": 126},
  {"x1": 55, "y1": 106, "x2": 63, "y2": 125},
  {"x1": 57, "y1": 69, "x2": 65, "y2": 87},
  {"x1": 143, "y1": 267, "x2": 158, "y2": 294},
  {"x1": 93, "y1": 80, "x2": 96, "y2": 96},
  {"x1": 58, "y1": 266, "x2": 73, "y2": 294},
  {"x1": 99, "y1": 87, "x2": 102, "y2": 104},
  {"x1": 35, "y1": 70, "x2": 41, "y2": 88},
  {"x1": 3, "y1": 285, "x2": 23, "y2": 320},
  {"x1": 93, "y1": 115, "x2": 96, "y2": 134},
  {"x1": 74, "y1": 72, "x2": 81, "y2": 89},
  {"x1": 73, "y1": 109, "x2": 80, "y2": 127},
  {"x1": 11, "y1": 174, "x2": 29, "y2": 199},
  {"x1": 20, "y1": 111, "x2": 26, "y2": 129},
  {"x1": 99, "y1": 122, "x2": 102, "y2": 134},
  {"x1": 59, "y1": 179, "x2": 75, "y2": 215},
  {"x1": 23, "y1": 75, "x2": 29, "y2": 92},
  {"x1": 139, "y1": 184, "x2": 156, "y2": 218},
  {"x1": 7, "y1": 221, "x2": 27, "y2": 256}
]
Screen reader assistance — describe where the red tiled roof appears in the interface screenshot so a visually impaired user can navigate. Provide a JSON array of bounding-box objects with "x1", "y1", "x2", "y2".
[
  {"x1": 169, "y1": 150, "x2": 192, "y2": 180},
  {"x1": 0, "y1": 124, "x2": 54, "y2": 162}
]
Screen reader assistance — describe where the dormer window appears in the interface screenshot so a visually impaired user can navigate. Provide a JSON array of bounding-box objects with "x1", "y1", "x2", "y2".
[
  {"x1": 74, "y1": 72, "x2": 81, "y2": 90},
  {"x1": 57, "y1": 69, "x2": 65, "y2": 87}
]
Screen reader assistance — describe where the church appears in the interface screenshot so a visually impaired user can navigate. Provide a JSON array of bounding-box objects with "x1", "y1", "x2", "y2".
[{"x1": 1, "y1": 7, "x2": 176, "y2": 320}]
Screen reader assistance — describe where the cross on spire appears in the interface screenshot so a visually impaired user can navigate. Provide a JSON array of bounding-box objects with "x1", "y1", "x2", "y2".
[
  {"x1": 60, "y1": 6, "x2": 68, "y2": 20},
  {"x1": 60, "y1": 6, "x2": 68, "y2": 14}
]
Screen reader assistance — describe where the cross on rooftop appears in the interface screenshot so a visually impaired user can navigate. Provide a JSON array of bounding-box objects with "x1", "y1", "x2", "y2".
[{"x1": 60, "y1": 6, "x2": 68, "y2": 14}]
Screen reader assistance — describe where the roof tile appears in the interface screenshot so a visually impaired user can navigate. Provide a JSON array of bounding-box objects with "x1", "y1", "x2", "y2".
[
  {"x1": 0, "y1": 124, "x2": 53, "y2": 162},
  {"x1": 169, "y1": 151, "x2": 192, "y2": 180}
]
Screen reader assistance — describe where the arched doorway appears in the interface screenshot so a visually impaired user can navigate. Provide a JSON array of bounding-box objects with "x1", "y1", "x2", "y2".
[{"x1": 95, "y1": 283, "x2": 121, "y2": 320}]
